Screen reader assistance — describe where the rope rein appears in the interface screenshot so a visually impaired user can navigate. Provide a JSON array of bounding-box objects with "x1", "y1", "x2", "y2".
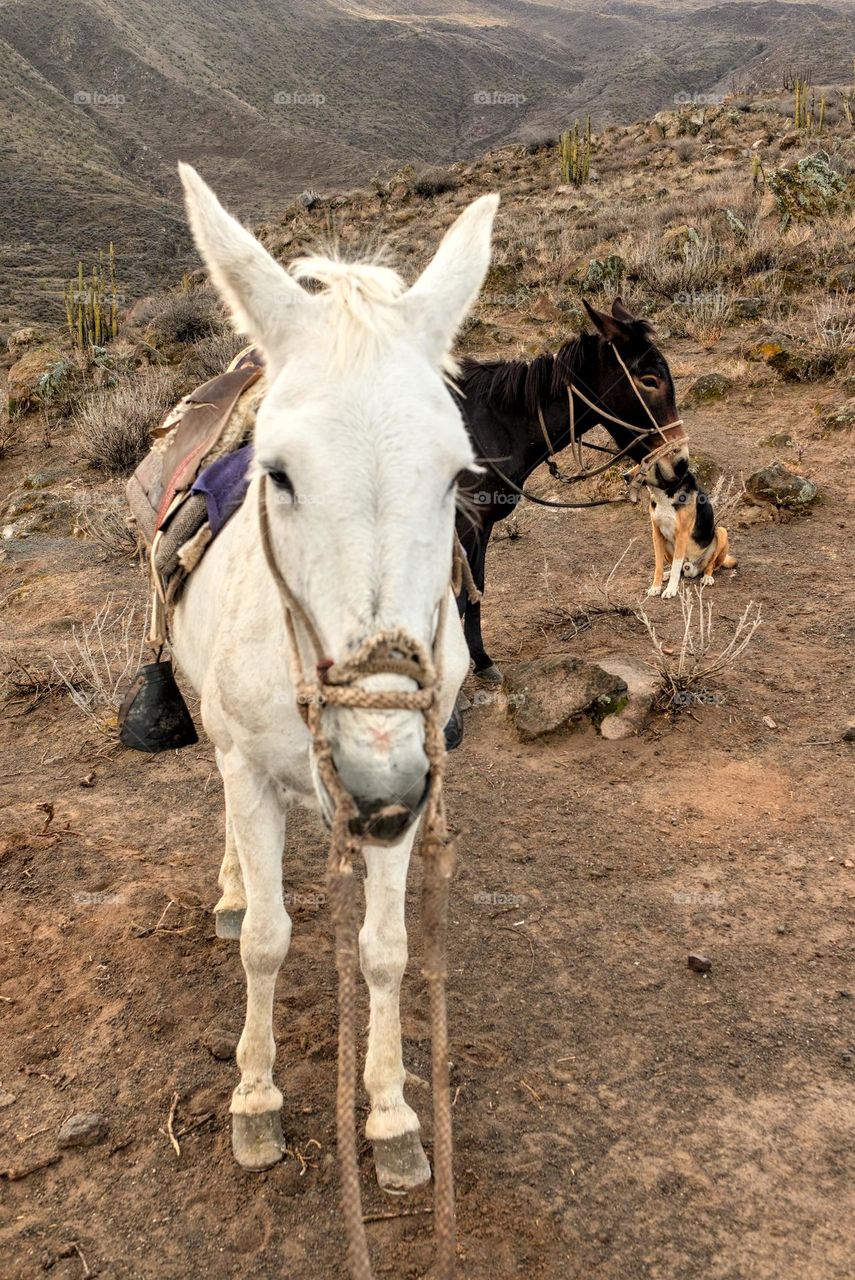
[
  {"x1": 258, "y1": 478, "x2": 473, "y2": 1280},
  {"x1": 482, "y1": 341, "x2": 686, "y2": 511}
]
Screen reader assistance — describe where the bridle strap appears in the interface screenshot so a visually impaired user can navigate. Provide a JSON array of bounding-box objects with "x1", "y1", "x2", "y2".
[{"x1": 479, "y1": 341, "x2": 685, "y2": 509}]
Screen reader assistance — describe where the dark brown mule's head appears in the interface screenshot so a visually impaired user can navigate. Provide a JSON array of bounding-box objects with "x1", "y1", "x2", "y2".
[{"x1": 580, "y1": 297, "x2": 686, "y2": 467}]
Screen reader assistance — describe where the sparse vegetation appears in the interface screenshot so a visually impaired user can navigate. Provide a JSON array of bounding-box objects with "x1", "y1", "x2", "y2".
[
  {"x1": 75, "y1": 368, "x2": 179, "y2": 474},
  {"x1": 143, "y1": 286, "x2": 225, "y2": 347},
  {"x1": 639, "y1": 591, "x2": 762, "y2": 711},
  {"x1": 51, "y1": 597, "x2": 148, "y2": 729},
  {"x1": 412, "y1": 168, "x2": 459, "y2": 198}
]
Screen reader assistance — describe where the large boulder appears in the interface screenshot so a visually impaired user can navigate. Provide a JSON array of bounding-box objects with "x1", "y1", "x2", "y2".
[
  {"x1": 504, "y1": 656, "x2": 627, "y2": 741},
  {"x1": 746, "y1": 463, "x2": 818, "y2": 510},
  {"x1": 767, "y1": 152, "x2": 846, "y2": 226},
  {"x1": 7, "y1": 345, "x2": 71, "y2": 415}
]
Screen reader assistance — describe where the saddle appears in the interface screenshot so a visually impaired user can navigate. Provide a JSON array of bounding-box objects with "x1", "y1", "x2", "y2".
[{"x1": 126, "y1": 345, "x2": 265, "y2": 643}]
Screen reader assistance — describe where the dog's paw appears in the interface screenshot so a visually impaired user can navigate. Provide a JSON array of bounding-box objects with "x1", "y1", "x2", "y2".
[
  {"x1": 702, "y1": 574, "x2": 715, "y2": 587},
  {"x1": 661, "y1": 584, "x2": 679, "y2": 600},
  {"x1": 646, "y1": 584, "x2": 662, "y2": 597}
]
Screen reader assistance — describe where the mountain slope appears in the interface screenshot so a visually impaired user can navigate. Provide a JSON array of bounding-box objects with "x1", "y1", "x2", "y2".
[{"x1": 2, "y1": 0, "x2": 854, "y2": 324}]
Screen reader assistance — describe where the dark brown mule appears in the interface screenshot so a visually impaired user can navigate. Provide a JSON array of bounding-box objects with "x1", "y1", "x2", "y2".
[{"x1": 453, "y1": 298, "x2": 683, "y2": 686}]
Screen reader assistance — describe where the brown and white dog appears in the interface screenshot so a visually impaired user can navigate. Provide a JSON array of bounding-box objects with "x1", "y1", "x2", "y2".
[{"x1": 632, "y1": 456, "x2": 736, "y2": 599}]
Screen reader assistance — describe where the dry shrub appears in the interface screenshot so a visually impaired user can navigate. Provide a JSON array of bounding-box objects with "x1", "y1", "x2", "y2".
[
  {"x1": 413, "y1": 168, "x2": 459, "y2": 198},
  {"x1": 146, "y1": 287, "x2": 226, "y2": 345},
  {"x1": 812, "y1": 290, "x2": 855, "y2": 350},
  {"x1": 183, "y1": 329, "x2": 247, "y2": 381},
  {"x1": 707, "y1": 475, "x2": 747, "y2": 527},
  {"x1": 638, "y1": 589, "x2": 762, "y2": 710},
  {"x1": 632, "y1": 232, "x2": 725, "y2": 299},
  {"x1": 0, "y1": 651, "x2": 66, "y2": 711},
  {"x1": 75, "y1": 368, "x2": 179, "y2": 475},
  {"x1": 52, "y1": 597, "x2": 148, "y2": 729},
  {"x1": 73, "y1": 489, "x2": 140, "y2": 558},
  {"x1": 669, "y1": 289, "x2": 735, "y2": 346}
]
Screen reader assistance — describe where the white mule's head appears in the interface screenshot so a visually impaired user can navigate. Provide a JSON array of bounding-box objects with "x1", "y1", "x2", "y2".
[{"x1": 179, "y1": 164, "x2": 498, "y2": 837}]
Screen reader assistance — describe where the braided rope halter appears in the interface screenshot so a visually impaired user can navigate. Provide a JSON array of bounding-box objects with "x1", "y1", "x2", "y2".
[{"x1": 258, "y1": 477, "x2": 478, "y2": 1280}]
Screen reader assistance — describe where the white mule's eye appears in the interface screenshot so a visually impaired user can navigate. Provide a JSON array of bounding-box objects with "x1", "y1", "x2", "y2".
[{"x1": 266, "y1": 467, "x2": 295, "y2": 497}]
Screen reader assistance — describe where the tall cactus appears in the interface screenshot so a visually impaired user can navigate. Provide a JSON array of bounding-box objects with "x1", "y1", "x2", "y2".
[
  {"x1": 64, "y1": 244, "x2": 120, "y2": 349},
  {"x1": 560, "y1": 116, "x2": 592, "y2": 186}
]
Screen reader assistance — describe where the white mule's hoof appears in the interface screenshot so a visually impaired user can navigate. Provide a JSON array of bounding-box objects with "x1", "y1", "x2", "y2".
[
  {"x1": 372, "y1": 1131, "x2": 431, "y2": 1195},
  {"x1": 231, "y1": 1111, "x2": 285, "y2": 1171},
  {"x1": 215, "y1": 908, "x2": 245, "y2": 940},
  {"x1": 474, "y1": 663, "x2": 503, "y2": 687}
]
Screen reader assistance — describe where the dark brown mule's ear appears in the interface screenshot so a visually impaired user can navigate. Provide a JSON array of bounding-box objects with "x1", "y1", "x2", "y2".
[
  {"x1": 611, "y1": 297, "x2": 635, "y2": 323},
  {"x1": 612, "y1": 295, "x2": 657, "y2": 340},
  {"x1": 582, "y1": 298, "x2": 631, "y2": 343}
]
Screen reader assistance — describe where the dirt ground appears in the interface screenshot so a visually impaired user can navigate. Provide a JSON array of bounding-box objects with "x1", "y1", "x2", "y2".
[{"x1": 1, "y1": 334, "x2": 854, "y2": 1279}]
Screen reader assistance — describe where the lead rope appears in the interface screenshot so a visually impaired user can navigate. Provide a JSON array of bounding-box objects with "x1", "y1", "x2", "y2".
[{"x1": 258, "y1": 478, "x2": 466, "y2": 1280}]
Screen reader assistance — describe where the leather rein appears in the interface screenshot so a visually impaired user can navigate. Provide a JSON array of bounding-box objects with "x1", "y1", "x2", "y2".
[{"x1": 468, "y1": 341, "x2": 685, "y2": 511}]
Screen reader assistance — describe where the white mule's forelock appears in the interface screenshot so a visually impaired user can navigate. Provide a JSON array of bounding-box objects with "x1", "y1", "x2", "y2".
[{"x1": 289, "y1": 255, "x2": 408, "y2": 370}]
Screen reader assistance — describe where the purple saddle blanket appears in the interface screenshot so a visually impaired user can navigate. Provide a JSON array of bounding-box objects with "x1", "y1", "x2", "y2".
[{"x1": 191, "y1": 444, "x2": 254, "y2": 537}]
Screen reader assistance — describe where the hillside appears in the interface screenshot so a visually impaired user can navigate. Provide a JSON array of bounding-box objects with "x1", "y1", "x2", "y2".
[{"x1": 2, "y1": 0, "x2": 855, "y2": 325}]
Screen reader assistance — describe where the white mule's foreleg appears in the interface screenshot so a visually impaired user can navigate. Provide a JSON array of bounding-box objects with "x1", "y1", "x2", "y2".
[
  {"x1": 214, "y1": 749, "x2": 247, "y2": 938},
  {"x1": 221, "y1": 753, "x2": 291, "y2": 1170},
  {"x1": 360, "y1": 827, "x2": 431, "y2": 1194}
]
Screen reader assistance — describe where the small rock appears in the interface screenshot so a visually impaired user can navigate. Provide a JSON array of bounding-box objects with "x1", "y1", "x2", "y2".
[
  {"x1": 595, "y1": 658, "x2": 658, "y2": 739},
  {"x1": 821, "y1": 399, "x2": 855, "y2": 432},
  {"x1": 504, "y1": 656, "x2": 627, "y2": 742},
  {"x1": 767, "y1": 348, "x2": 837, "y2": 383},
  {"x1": 683, "y1": 373, "x2": 733, "y2": 408},
  {"x1": 763, "y1": 716, "x2": 777, "y2": 729},
  {"x1": 759, "y1": 431, "x2": 794, "y2": 449},
  {"x1": 57, "y1": 1112, "x2": 108, "y2": 1149},
  {"x1": 843, "y1": 860, "x2": 855, "y2": 871},
  {"x1": 0, "y1": 1089, "x2": 16, "y2": 1108},
  {"x1": 687, "y1": 953, "x2": 712, "y2": 974},
  {"x1": 745, "y1": 338, "x2": 786, "y2": 363},
  {"x1": 202, "y1": 1027, "x2": 238, "y2": 1060},
  {"x1": 732, "y1": 297, "x2": 763, "y2": 321},
  {"x1": 746, "y1": 463, "x2": 818, "y2": 510}
]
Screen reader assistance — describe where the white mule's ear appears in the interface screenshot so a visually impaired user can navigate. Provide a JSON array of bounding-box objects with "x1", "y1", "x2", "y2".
[
  {"x1": 178, "y1": 162, "x2": 306, "y2": 358},
  {"x1": 400, "y1": 192, "x2": 499, "y2": 365}
]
